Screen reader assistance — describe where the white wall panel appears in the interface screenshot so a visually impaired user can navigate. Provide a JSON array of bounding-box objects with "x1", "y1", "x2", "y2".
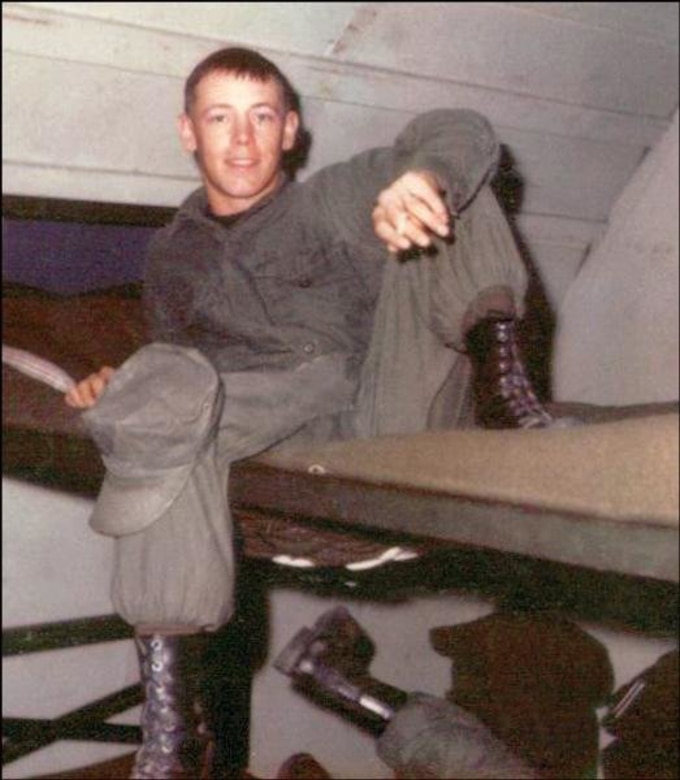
[
  {"x1": 2, "y1": 478, "x2": 139, "y2": 778},
  {"x1": 19, "y1": 1, "x2": 364, "y2": 58},
  {"x1": 3, "y1": 53, "x2": 193, "y2": 178},
  {"x1": 503, "y1": 2, "x2": 679, "y2": 44},
  {"x1": 500, "y1": 129, "x2": 647, "y2": 222},
  {"x1": 328, "y1": 2, "x2": 678, "y2": 117},
  {"x1": 515, "y1": 212, "x2": 601, "y2": 308},
  {"x1": 554, "y1": 109, "x2": 680, "y2": 404},
  {"x1": 521, "y1": 241, "x2": 588, "y2": 310},
  {"x1": 298, "y1": 98, "x2": 412, "y2": 173},
  {"x1": 3, "y1": 3, "x2": 669, "y2": 147}
]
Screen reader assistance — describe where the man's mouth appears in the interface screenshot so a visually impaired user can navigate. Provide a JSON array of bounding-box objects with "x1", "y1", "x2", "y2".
[{"x1": 228, "y1": 159, "x2": 258, "y2": 168}]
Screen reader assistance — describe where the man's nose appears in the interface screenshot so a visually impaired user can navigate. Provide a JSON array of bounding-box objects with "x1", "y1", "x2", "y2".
[{"x1": 233, "y1": 116, "x2": 254, "y2": 144}]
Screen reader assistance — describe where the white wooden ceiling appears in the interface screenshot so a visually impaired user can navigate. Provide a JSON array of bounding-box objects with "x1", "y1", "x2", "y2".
[{"x1": 3, "y1": 2, "x2": 678, "y2": 307}]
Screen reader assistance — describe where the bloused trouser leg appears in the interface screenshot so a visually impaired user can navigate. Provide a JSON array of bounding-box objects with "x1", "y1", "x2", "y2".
[
  {"x1": 350, "y1": 184, "x2": 540, "y2": 438},
  {"x1": 112, "y1": 350, "x2": 359, "y2": 629}
]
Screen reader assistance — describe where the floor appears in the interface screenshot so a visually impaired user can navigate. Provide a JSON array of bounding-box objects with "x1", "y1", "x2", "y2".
[{"x1": 28, "y1": 751, "x2": 323, "y2": 779}]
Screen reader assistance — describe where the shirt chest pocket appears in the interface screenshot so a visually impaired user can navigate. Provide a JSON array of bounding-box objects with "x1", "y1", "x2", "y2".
[{"x1": 250, "y1": 243, "x2": 363, "y2": 312}]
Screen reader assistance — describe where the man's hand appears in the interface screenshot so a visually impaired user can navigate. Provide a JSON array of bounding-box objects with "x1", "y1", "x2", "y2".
[
  {"x1": 372, "y1": 170, "x2": 451, "y2": 254},
  {"x1": 64, "y1": 365, "x2": 115, "y2": 409}
]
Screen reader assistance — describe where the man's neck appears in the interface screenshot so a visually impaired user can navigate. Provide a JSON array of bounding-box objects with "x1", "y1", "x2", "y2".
[
  {"x1": 207, "y1": 172, "x2": 288, "y2": 220},
  {"x1": 207, "y1": 175, "x2": 290, "y2": 225}
]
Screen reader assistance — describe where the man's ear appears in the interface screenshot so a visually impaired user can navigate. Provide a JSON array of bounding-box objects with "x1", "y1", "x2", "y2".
[
  {"x1": 178, "y1": 113, "x2": 198, "y2": 154},
  {"x1": 282, "y1": 111, "x2": 300, "y2": 152}
]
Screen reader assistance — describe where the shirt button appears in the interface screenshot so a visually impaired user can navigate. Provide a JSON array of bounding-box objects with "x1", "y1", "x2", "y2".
[
  {"x1": 298, "y1": 277, "x2": 312, "y2": 288},
  {"x1": 303, "y1": 342, "x2": 316, "y2": 354}
]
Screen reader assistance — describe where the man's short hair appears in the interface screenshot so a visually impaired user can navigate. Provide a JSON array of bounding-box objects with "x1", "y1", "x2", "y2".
[{"x1": 184, "y1": 46, "x2": 300, "y2": 115}]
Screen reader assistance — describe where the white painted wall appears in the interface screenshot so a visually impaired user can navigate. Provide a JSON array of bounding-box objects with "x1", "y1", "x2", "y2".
[
  {"x1": 2, "y1": 478, "x2": 140, "y2": 778},
  {"x1": 554, "y1": 109, "x2": 679, "y2": 404}
]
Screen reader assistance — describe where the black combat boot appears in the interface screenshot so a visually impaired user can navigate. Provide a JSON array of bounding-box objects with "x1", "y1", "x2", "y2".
[
  {"x1": 130, "y1": 633, "x2": 217, "y2": 780},
  {"x1": 465, "y1": 315, "x2": 556, "y2": 429}
]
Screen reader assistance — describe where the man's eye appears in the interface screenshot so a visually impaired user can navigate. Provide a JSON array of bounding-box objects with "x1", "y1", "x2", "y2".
[
  {"x1": 208, "y1": 114, "x2": 228, "y2": 124},
  {"x1": 253, "y1": 112, "x2": 275, "y2": 124}
]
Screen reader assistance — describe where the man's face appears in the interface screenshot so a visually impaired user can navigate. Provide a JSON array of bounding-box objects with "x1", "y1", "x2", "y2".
[{"x1": 179, "y1": 71, "x2": 299, "y2": 216}]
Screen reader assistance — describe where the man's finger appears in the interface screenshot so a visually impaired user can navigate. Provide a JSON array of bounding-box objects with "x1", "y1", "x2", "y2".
[
  {"x1": 400, "y1": 196, "x2": 449, "y2": 241},
  {"x1": 399, "y1": 171, "x2": 449, "y2": 217},
  {"x1": 373, "y1": 205, "x2": 411, "y2": 252},
  {"x1": 386, "y1": 177, "x2": 449, "y2": 239}
]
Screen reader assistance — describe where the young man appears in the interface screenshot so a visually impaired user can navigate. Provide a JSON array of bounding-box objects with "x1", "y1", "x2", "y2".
[{"x1": 66, "y1": 47, "x2": 555, "y2": 779}]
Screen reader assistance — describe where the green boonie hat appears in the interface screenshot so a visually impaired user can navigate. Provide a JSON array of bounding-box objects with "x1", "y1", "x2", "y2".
[{"x1": 83, "y1": 343, "x2": 223, "y2": 537}]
